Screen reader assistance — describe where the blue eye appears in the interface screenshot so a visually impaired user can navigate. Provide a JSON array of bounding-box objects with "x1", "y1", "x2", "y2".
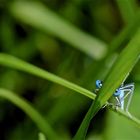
[
  {"x1": 113, "y1": 88, "x2": 121, "y2": 96},
  {"x1": 96, "y1": 80, "x2": 102, "y2": 89},
  {"x1": 115, "y1": 89, "x2": 119, "y2": 93}
]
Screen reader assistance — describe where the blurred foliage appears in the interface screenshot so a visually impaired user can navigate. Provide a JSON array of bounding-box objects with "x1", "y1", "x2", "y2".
[{"x1": 0, "y1": 0, "x2": 140, "y2": 140}]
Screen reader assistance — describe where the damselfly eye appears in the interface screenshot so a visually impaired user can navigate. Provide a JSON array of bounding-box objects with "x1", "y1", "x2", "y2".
[
  {"x1": 96, "y1": 80, "x2": 103, "y2": 89},
  {"x1": 99, "y1": 83, "x2": 102, "y2": 87},
  {"x1": 115, "y1": 89, "x2": 119, "y2": 93}
]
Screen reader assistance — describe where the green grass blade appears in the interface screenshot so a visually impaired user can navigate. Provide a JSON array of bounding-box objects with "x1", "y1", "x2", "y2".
[
  {"x1": 0, "y1": 53, "x2": 95, "y2": 100},
  {"x1": 72, "y1": 101, "x2": 94, "y2": 140},
  {"x1": 108, "y1": 106, "x2": 140, "y2": 128},
  {"x1": 73, "y1": 29, "x2": 140, "y2": 140},
  {"x1": 116, "y1": 0, "x2": 136, "y2": 23},
  {"x1": 0, "y1": 88, "x2": 58, "y2": 140},
  {"x1": 109, "y1": 10, "x2": 140, "y2": 51},
  {"x1": 10, "y1": 1, "x2": 107, "y2": 60}
]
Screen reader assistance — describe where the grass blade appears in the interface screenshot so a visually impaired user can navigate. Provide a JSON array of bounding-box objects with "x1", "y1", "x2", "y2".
[
  {"x1": 0, "y1": 53, "x2": 95, "y2": 100},
  {"x1": 0, "y1": 88, "x2": 59, "y2": 140},
  {"x1": 10, "y1": 1, "x2": 107, "y2": 60},
  {"x1": 72, "y1": 101, "x2": 94, "y2": 140},
  {"x1": 109, "y1": 10, "x2": 140, "y2": 51},
  {"x1": 109, "y1": 106, "x2": 140, "y2": 128},
  {"x1": 116, "y1": 0, "x2": 136, "y2": 23},
  {"x1": 73, "y1": 29, "x2": 140, "y2": 139}
]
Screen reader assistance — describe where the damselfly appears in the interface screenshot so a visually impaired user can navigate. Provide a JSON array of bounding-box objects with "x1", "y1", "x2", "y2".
[{"x1": 95, "y1": 80, "x2": 134, "y2": 116}]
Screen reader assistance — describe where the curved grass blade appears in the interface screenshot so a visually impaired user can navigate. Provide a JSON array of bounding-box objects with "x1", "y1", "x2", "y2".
[
  {"x1": 10, "y1": 1, "x2": 107, "y2": 60},
  {"x1": 108, "y1": 106, "x2": 140, "y2": 128},
  {"x1": 116, "y1": 0, "x2": 136, "y2": 23},
  {"x1": 0, "y1": 88, "x2": 59, "y2": 140},
  {"x1": 109, "y1": 10, "x2": 140, "y2": 51},
  {"x1": 73, "y1": 29, "x2": 140, "y2": 140},
  {"x1": 0, "y1": 53, "x2": 95, "y2": 100}
]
